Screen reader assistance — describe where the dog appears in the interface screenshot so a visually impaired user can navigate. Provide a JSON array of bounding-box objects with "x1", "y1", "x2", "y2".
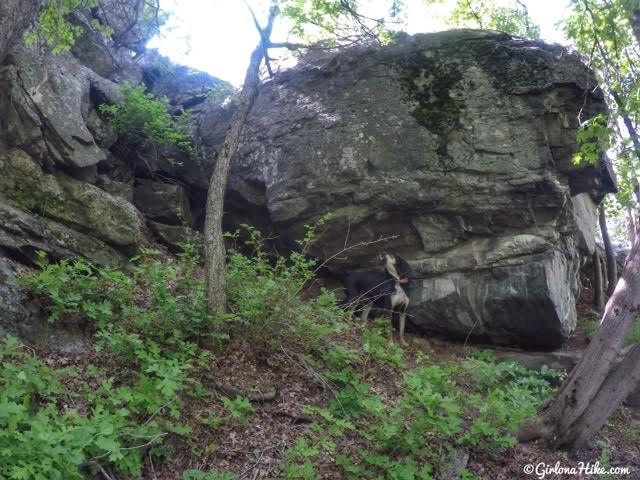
[{"x1": 342, "y1": 251, "x2": 412, "y2": 346}]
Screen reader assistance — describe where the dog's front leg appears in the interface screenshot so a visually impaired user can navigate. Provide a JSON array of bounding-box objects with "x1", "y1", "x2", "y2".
[
  {"x1": 398, "y1": 310, "x2": 408, "y2": 347},
  {"x1": 360, "y1": 303, "x2": 372, "y2": 322}
]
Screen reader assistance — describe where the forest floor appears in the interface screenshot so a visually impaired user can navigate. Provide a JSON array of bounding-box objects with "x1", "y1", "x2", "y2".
[
  {"x1": 13, "y1": 254, "x2": 640, "y2": 480},
  {"x1": 38, "y1": 326, "x2": 640, "y2": 480},
  {"x1": 157, "y1": 333, "x2": 640, "y2": 480}
]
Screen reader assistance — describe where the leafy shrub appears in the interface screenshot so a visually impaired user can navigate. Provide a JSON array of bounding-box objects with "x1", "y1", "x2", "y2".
[
  {"x1": 0, "y1": 336, "x2": 163, "y2": 479},
  {"x1": 459, "y1": 351, "x2": 559, "y2": 455},
  {"x1": 183, "y1": 469, "x2": 236, "y2": 480},
  {"x1": 362, "y1": 318, "x2": 405, "y2": 368},
  {"x1": 578, "y1": 313, "x2": 640, "y2": 345},
  {"x1": 572, "y1": 114, "x2": 613, "y2": 166},
  {"x1": 17, "y1": 246, "x2": 214, "y2": 477},
  {"x1": 24, "y1": 0, "x2": 114, "y2": 54},
  {"x1": 22, "y1": 247, "x2": 213, "y2": 350},
  {"x1": 625, "y1": 318, "x2": 640, "y2": 345},
  {"x1": 17, "y1": 219, "x2": 351, "y2": 477},
  {"x1": 284, "y1": 349, "x2": 559, "y2": 478},
  {"x1": 221, "y1": 396, "x2": 255, "y2": 424},
  {"x1": 579, "y1": 317, "x2": 601, "y2": 340},
  {"x1": 224, "y1": 217, "x2": 347, "y2": 357},
  {"x1": 99, "y1": 83, "x2": 194, "y2": 154}
]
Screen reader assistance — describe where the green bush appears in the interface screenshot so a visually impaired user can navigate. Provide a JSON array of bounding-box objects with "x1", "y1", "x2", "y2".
[
  {"x1": 24, "y1": 0, "x2": 113, "y2": 55},
  {"x1": 577, "y1": 312, "x2": 640, "y2": 345},
  {"x1": 183, "y1": 469, "x2": 236, "y2": 480},
  {"x1": 0, "y1": 336, "x2": 163, "y2": 479},
  {"x1": 15, "y1": 218, "x2": 561, "y2": 479},
  {"x1": 17, "y1": 246, "x2": 213, "y2": 477},
  {"x1": 221, "y1": 396, "x2": 255, "y2": 424},
  {"x1": 625, "y1": 318, "x2": 640, "y2": 345},
  {"x1": 224, "y1": 218, "x2": 347, "y2": 357},
  {"x1": 16, "y1": 219, "x2": 351, "y2": 477},
  {"x1": 99, "y1": 83, "x2": 194, "y2": 155},
  {"x1": 284, "y1": 350, "x2": 559, "y2": 479}
]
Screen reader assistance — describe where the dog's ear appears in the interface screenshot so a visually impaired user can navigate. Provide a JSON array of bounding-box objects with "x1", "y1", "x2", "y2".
[{"x1": 376, "y1": 247, "x2": 386, "y2": 264}]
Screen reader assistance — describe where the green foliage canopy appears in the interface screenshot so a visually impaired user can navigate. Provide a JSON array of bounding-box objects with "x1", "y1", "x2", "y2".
[
  {"x1": 24, "y1": 0, "x2": 113, "y2": 54},
  {"x1": 446, "y1": 0, "x2": 540, "y2": 38},
  {"x1": 564, "y1": 0, "x2": 640, "y2": 213}
]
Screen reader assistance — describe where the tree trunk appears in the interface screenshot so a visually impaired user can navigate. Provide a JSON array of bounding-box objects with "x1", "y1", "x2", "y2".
[
  {"x1": 593, "y1": 250, "x2": 605, "y2": 312},
  {"x1": 598, "y1": 204, "x2": 618, "y2": 296},
  {"x1": 592, "y1": 247, "x2": 604, "y2": 313},
  {"x1": 518, "y1": 235, "x2": 640, "y2": 451},
  {"x1": 628, "y1": 207, "x2": 637, "y2": 246},
  {"x1": 203, "y1": 7, "x2": 278, "y2": 320},
  {"x1": 562, "y1": 344, "x2": 640, "y2": 448}
]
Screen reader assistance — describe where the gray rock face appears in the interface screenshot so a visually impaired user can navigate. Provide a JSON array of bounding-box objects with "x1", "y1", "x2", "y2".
[
  {"x1": 493, "y1": 348, "x2": 582, "y2": 372},
  {"x1": 134, "y1": 179, "x2": 193, "y2": 226},
  {"x1": 570, "y1": 193, "x2": 598, "y2": 255},
  {"x1": 0, "y1": 257, "x2": 89, "y2": 353},
  {"x1": 198, "y1": 31, "x2": 615, "y2": 348},
  {"x1": 0, "y1": 0, "x2": 43, "y2": 64},
  {"x1": 0, "y1": 44, "x2": 109, "y2": 169},
  {"x1": 0, "y1": 198, "x2": 129, "y2": 266},
  {"x1": 0, "y1": 149, "x2": 143, "y2": 249},
  {"x1": 149, "y1": 221, "x2": 202, "y2": 251}
]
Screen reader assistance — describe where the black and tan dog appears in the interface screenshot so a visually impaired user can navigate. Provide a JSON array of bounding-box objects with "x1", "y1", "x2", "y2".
[{"x1": 343, "y1": 251, "x2": 412, "y2": 346}]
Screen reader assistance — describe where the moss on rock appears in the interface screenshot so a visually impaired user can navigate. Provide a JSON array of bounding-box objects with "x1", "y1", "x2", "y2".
[{"x1": 0, "y1": 149, "x2": 143, "y2": 249}]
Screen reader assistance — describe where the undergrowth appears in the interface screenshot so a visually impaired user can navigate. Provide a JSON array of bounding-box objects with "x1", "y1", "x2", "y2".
[
  {"x1": 579, "y1": 313, "x2": 640, "y2": 345},
  {"x1": 5, "y1": 218, "x2": 561, "y2": 479},
  {"x1": 281, "y1": 345, "x2": 560, "y2": 480}
]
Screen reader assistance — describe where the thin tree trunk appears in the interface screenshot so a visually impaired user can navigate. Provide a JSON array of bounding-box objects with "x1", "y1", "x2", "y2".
[
  {"x1": 598, "y1": 204, "x2": 617, "y2": 296},
  {"x1": 518, "y1": 235, "x2": 640, "y2": 450},
  {"x1": 203, "y1": 6, "x2": 278, "y2": 319},
  {"x1": 628, "y1": 207, "x2": 637, "y2": 245},
  {"x1": 593, "y1": 250, "x2": 605, "y2": 312}
]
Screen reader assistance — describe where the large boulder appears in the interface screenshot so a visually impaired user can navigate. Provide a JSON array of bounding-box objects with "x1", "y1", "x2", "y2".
[
  {"x1": 0, "y1": 43, "x2": 110, "y2": 169},
  {"x1": 0, "y1": 149, "x2": 143, "y2": 249},
  {"x1": 133, "y1": 179, "x2": 193, "y2": 226},
  {"x1": 0, "y1": 199, "x2": 128, "y2": 266},
  {"x1": 149, "y1": 221, "x2": 202, "y2": 251},
  {"x1": 198, "y1": 30, "x2": 615, "y2": 348}
]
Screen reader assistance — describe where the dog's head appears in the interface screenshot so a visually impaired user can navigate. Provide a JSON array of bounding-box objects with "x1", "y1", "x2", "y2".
[{"x1": 379, "y1": 250, "x2": 412, "y2": 285}]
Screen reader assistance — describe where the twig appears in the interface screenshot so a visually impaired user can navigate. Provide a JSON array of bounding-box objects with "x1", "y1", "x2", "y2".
[
  {"x1": 121, "y1": 433, "x2": 167, "y2": 451},
  {"x1": 313, "y1": 235, "x2": 398, "y2": 274},
  {"x1": 463, "y1": 316, "x2": 482, "y2": 347},
  {"x1": 142, "y1": 399, "x2": 176, "y2": 426},
  {"x1": 99, "y1": 466, "x2": 116, "y2": 480},
  {"x1": 237, "y1": 448, "x2": 268, "y2": 480},
  {"x1": 343, "y1": 220, "x2": 351, "y2": 250},
  {"x1": 214, "y1": 383, "x2": 277, "y2": 402},
  {"x1": 273, "y1": 410, "x2": 314, "y2": 423},
  {"x1": 148, "y1": 451, "x2": 158, "y2": 480}
]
